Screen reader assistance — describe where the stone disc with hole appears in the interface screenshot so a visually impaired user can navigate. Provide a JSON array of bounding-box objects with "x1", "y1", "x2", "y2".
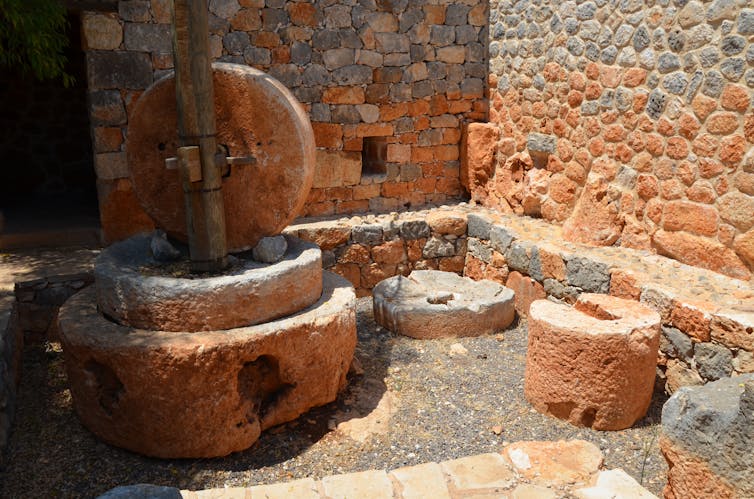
[
  {"x1": 126, "y1": 63, "x2": 315, "y2": 252},
  {"x1": 372, "y1": 270, "x2": 516, "y2": 338}
]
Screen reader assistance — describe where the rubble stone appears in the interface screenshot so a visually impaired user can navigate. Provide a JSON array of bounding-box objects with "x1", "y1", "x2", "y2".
[{"x1": 661, "y1": 374, "x2": 754, "y2": 499}]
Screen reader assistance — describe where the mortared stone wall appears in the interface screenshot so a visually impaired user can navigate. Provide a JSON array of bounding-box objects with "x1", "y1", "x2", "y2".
[
  {"x1": 464, "y1": 0, "x2": 754, "y2": 281},
  {"x1": 80, "y1": 0, "x2": 488, "y2": 243}
]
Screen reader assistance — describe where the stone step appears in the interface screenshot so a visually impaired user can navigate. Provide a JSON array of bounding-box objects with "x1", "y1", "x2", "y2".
[{"x1": 174, "y1": 440, "x2": 656, "y2": 499}]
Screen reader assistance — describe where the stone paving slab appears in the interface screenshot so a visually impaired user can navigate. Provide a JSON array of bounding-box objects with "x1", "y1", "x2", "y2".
[{"x1": 179, "y1": 440, "x2": 656, "y2": 499}]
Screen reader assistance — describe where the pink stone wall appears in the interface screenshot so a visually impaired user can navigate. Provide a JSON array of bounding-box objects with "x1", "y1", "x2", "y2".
[{"x1": 467, "y1": 1, "x2": 754, "y2": 281}]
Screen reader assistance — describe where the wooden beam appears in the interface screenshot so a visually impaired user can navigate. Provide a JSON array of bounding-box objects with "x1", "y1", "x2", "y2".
[{"x1": 172, "y1": 0, "x2": 228, "y2": 272}]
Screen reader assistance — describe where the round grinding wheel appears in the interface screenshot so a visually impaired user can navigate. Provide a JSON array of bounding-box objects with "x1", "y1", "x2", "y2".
[{"x1": 126, "y1": 63, "x2": 315, "y2": 252}]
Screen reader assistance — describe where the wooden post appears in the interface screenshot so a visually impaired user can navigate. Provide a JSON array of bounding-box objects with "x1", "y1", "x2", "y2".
[{"x1": 171, "y1": 0, "x2": 227, "y2": 272}]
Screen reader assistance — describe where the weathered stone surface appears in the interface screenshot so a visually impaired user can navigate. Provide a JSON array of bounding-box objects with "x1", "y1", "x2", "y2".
[
  {"x1": 97, "y1": 484, "x2": 182, "y2": 499},
  {"x1": 426, "y1": 211, "x2": 467, "y2": 236},
  {"x1": 81, "y1": 13, "x2": 122, "y2": 50},
  {"x1": 661, "y1": 374, "x2": 754, "y2": 499},
  {"x1": 59, "y1": 272, "x2": 356, "y2": 458},
  {"x1": 574, "y1": 469, "x2": 657, "y2": 499},
  {"x1": 565, "y1": 256, "x2": 611, "y2": 294},
  {"x1": 562, "y1": 174, "x2": 623, "y2": 247},
  {"x1": 252, "y1": 235, "x2": 287, "y2": 263},
  {"x1": 460, "y1": 123, "x2": 500, "y2": 203},
  {"x1": 525, "y1": 294, "x2": 661, "y2": 430},
  {"x1": 441, "y1": 453, "x2": 515, "y2": 490},
  {"x1": 126, "y1": 63, "x2": 315, "y2": 252},
  {"x1": 503, "y1": 440, "x2": 603, "y2": 487},
  {"x1": 373, "y1": 270, "x2": 515, "y2": 339},
  {"x1": 710, "y1": 308, "x2": 754, "y2": 351},
  {"x1": 87, "y1": 51, "x2": 153, "y2": 90},
  {"x1": 505, "y1": 270, "x2": 546, "y2": 317},
  {"x1": 693, "y1": 342, "x2": 733, "y2": 381},
  {"x1": 95, "y1": 235, "x2": 322, "y2": 332},
  {"x1": 652, "y1": 230, "x2": 751, "y2": 281}
]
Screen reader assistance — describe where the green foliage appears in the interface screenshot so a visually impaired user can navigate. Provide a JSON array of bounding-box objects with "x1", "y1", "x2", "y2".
[{"x1": 0, "y1": 0, "x2": 73, "y2": 86}]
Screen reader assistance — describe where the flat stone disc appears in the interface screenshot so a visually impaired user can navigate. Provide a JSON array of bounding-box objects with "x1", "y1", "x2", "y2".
[
  {"x1": 126, "y1": 63, "x2": 315, "y2": 252},
  {"x1": 373, "y1": 270, "x2": 516, "y2": 338},
  {"x1": 95, "y1": 234, "x2": 322, "y2": 332}
]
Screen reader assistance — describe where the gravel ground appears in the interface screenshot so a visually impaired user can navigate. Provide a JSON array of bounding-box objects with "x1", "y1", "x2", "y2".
[{"x1": 0, "y1": 297, "x2": 667, "y2": 497}]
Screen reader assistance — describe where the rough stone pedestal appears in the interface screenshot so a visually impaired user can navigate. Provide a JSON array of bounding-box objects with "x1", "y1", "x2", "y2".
[
  {"x1": 661, "y1": 374, "x2": 754, "y2": 499},
  {"x1": 58, "y1": 272, "x2": 356, "y2": 458},
  {"x1": 96, "y1": 234, "x2": 322, "y2": 332},
  {"x1": 373, "y1": 270, "x2": 516, "y2": 339},
  {"x1": 524, "y1": 294, "x2": 661, "y2": 430}
]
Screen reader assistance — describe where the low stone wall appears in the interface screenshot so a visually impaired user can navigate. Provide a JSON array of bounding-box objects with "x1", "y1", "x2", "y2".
[
  {"x1": 14, "y1": 274, "x2": 94, "y2": 344},
  {"x1": 0, "y1": 296, "x2": 21, "y2": 466},
  {"x1": 286, "y1": 208, "x2": 469, "y2": 297},
  {"x1": 289, "y1": 204, "x2": 754, "y2": 394}
]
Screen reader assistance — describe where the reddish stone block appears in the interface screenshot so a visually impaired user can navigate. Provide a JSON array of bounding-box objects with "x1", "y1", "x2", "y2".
[
  {"x1": 719, "y1": 135, "x2": 746, "y2": 165},
  {"x1": 505, "y1": 271, "x2": 546, "y2": 317},
  {"x1": 599, "y1": 67, "x2": 622, "y2": 88},
  {"x1": 463, "y1": 254, "x2": 486, "y2": 280},
  {"x1": 686, "y1": 180, "x2": 716, "y2": 204},
  {"x1": 609, "y1": 269, "x2": 641, "y2": 300},
  {"x1": 692, "y1": 95, "x2": 717, "y2": 121},
  {"x1": 341, "y1": 244, "x2": 371, "y2": 265},
  {"x1": 525, "y1": 295, "x2": 660, "y2": 430},
  {"x1": 323, "y1": 87, "x2": 365, "y2": 105},
  {"x1": 406, "y1": 239, "x2": 426, "y2": 262},
  {"x1": 287, "y1": 2, "x2": 318, "y2": 26},
  {"x1": 645, "y1": 134, "x2": 665, "y2": 156},
  {"x1": 670, "y1": 300, "x2": 714, "y2": 343},
  {"x1": 361, "y1": 262, "x2": 391, "y2": 288},
  {"x1": 372, "y1": 240, "x2": 406, "y2": 265},
  {"x1": 253, "y1": 31, "x2": 280, "y2": 48},
  {"x1": 93, "y1": 127, "x2": 124, "y2": 153},
  {"x1": 439, "y1": 256, "x2": 465, "y2": 273},
  {"x1": 331, "y1": 263, "x2": 361, "y2": 288},
  {"x1": 652, "y1": 229, "x2": 751, "y2": 281},
  {"x1": 569, "y1": 72, "x2": 586, "y2": 90},
  {"x1": 706, "y1": 112, "x2": 739, "y2": 135},
  {"x1": 622, "y1": 68, "x2": 646, "y2": 87},
  {"x1": 312, "y1": 123, "x2": 343, "y2": 149},
  {"x1": 636, "y1": 174, "x2": 659, "y2": 200},
  {"x1": 423, "y1": 4, "x2": 445, "y2": 24},
  {"x1": 745, "y1": 114, "x2": 754, "y2": 143},
  {"x1": 720, "y1": 84, "x2": 750, "y2": 112},
  {"x1": 662, "y1": 200, "x2": 719, "y2": 237},
  {"x1": 231, "y1": 9, "x2": 261, "y2": 31},
  {"x1": 356, "y1": 123, "x2": 393, "y2": 137}
]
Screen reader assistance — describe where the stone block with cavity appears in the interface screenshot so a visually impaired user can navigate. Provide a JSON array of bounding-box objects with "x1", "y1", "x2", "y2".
[
  {"x1": 58, "y1": 272, "x2": 356, "y2": 458},
  {"x1": 524, "y1": 294, "x2": 661, "y2": 430},
  {"x1": 372, "y1": 270, "x2": 515, "y2": 339}
]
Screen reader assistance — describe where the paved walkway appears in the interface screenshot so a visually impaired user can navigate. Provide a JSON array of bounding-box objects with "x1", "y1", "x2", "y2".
[{"x1": 180, "y1": 440, "x2": 656, "y2": 498}]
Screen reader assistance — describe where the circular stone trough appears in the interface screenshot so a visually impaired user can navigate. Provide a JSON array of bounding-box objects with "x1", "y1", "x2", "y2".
[
  {"x1": 373, "y1": 270, "x2": 516, "y2": 339},
  {"x1": 58, "y1": 272, "x2": 356, "y2": 459},
  {"x1": 95, "y1": 234, "x2": 322, "y2": 332},
  {"x1": 524, "y1": 293, "x2": 661, "y2": 430}
]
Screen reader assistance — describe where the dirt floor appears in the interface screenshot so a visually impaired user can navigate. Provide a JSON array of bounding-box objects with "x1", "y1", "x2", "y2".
[{"x1": 0, "y1": 298, "x2": 667, "y2": 498}]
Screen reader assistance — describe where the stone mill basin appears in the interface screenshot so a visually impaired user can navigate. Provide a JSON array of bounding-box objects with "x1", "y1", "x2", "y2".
[{"x1": 95, "y1": 233, "x2": 323, "y2": 332}]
